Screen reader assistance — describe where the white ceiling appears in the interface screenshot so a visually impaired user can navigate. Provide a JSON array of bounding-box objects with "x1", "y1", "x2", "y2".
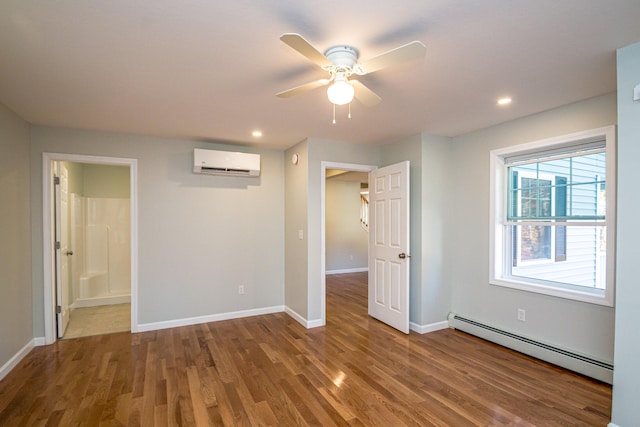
[{"x1": 1, "y1": 1, "x2": 639, "y2": 150}]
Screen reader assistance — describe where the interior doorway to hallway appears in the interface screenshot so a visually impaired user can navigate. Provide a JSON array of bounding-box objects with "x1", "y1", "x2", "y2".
[{"x1": 321, "y1": 161, "x2": 376, "y2": 327}]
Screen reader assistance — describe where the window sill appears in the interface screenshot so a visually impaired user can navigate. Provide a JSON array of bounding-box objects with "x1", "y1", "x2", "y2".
[{"x1": 489, "y1": 276, "x2": 613, "y2": 307}]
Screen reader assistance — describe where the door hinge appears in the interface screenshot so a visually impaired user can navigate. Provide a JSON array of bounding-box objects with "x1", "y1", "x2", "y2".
[
  {"x1": 55, "y1": 241, "x2": 61, "y2": 250},
  {"x1": 56, "y1": 305, "x2": 62, "y2": 314},
  {"x1": 54, "y1": 176, "x2": 60, "y2": 185}
]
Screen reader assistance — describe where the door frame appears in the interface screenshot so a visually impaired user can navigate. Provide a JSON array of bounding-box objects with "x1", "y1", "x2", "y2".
[
  {"x1": 320, "y1": 161, "x2": 377, "y2": 327},
  {"x1": 42, "y1": 152, "x2": 138, "y2": 344}
]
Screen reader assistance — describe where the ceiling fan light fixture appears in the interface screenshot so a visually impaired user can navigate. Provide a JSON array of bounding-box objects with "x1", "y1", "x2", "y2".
[{"x1": 327, "y1": 74, "x2": 355, "y2": 105}]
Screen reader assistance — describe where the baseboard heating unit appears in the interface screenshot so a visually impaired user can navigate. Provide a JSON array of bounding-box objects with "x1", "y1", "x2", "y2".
[{"x1": 448, "y1": 313, "x2": 613, "y2": 384}]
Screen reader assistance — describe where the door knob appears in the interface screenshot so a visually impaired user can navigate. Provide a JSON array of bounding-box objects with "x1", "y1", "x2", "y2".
[
  {"x1": 65, "y1": 250, "x2": 74, "y2": 256},
  {"x1": 399, "y1": 252, "x2": 411, "y2": 259}
]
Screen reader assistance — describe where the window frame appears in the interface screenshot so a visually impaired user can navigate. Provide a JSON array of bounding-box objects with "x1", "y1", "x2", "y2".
[{"x1": 489, "y1": 126, "x2": 616, "y2": 306}]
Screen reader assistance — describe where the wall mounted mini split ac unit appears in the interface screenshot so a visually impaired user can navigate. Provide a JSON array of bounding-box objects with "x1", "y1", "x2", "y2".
[{"x1": 193, "y1": 149, "x2": 261, "y2": 177}]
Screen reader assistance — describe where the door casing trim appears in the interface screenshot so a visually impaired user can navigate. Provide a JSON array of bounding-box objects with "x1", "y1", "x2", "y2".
[{"x1": 42, "y1": 152, "x2": 138, "y2": 344}]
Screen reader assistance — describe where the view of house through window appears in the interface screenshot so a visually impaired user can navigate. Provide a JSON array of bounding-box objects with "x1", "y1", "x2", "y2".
[
  {"x1": 508, "y1": 151, "x2": 606, "y2": 289},
  {"x1": 490, "y1": 126, "x2": 615, "y2": 305}
]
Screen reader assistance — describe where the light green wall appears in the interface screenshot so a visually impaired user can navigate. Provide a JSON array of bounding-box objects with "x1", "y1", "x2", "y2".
[
  {"x1": 285, "y1": 140, "x2": 309, "y2": 319},
  {"x1": 83, "y1": 164, "x2": 130, "y2": 198},
  {"x1": 325, "y1": 179, "x2": 368, "y2": 272},
  {"x1": 420, "y1": 133, "x2": 452, "y2": 326},
  {"x1": 611, "y1": 41, "x2": 640, "y2": 427},
  {"x1": 379, "y1": 133, "x2": 452, "y2": 327},
  {"x1": 448, "y1": 93, "x2": 617, "y2": 362},
  {"x1": 61, "y1": 161, "x2": 84, "y2": 195},
  {"x1": 30, "y1": 127, "x2": 285, "y2": 331},
  {"x1": 380, "y1": 134, "x2": 425, "y2": 325},
  {"x1": 0, "y1": 103, "x2": 32, "y2": 370}
]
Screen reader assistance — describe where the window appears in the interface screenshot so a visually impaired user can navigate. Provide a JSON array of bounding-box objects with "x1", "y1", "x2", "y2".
[{"x1": 490, "y1": 126, "x2": 616, "y2": 306}]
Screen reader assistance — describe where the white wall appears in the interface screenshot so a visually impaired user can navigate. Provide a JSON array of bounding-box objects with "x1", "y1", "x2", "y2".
[
  {"x1": 611, "y1": 41, "x2": 640, "y2": 427},
  {"x1": 325, "y1": 179, "x2": 368, "y2": 272},
  {"x1": 0, "y1": 103, "x2": 32, "y2": 372},
  {"x1": 448, "y1": 93, "x2": 616, "y2": 362},
  {"x1": 30, "y1": 126, "x2": 285, "y2": 332}
]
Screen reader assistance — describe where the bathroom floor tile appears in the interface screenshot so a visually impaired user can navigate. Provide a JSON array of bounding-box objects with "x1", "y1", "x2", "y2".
[{"x1": 63, "y1": 303, "x2": 131, "y2": 339}]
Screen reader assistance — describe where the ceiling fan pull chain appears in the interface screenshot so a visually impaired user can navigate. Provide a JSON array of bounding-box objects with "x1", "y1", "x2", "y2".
[
  {"x1": 332, "y1": 103, "x2": 336, "y2": 124},
  {"x1": 348, "y1": 102, "x2": 352, "y2": 119}
]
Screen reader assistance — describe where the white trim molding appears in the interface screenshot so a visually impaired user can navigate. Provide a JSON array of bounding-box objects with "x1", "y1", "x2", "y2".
[
  {"x1": 326, "y1": 268, "x2": 368, "y2": 275},
  {"x1": 410, "y1": 320, "x2": 449, "y2": 334},
  {"x1": 0, "y1": 339, "x2": 38, "y2": 381},
  {"x1": 137, "y1": 306, "x2": 285, "y2": 332},
  {"x1": 285, "y1": 306, "x2": 324, "y2": 329}
]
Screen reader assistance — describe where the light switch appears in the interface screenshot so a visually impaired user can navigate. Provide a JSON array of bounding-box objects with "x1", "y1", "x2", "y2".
[
  {"x1": 634, "y1": 84, "x2": 640, "y2": 101},
  {"x1": 298, "y1": 229, "x2": 304, "y2": 240}
]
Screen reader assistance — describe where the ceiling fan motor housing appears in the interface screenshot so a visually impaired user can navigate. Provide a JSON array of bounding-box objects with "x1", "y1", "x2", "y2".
[{"x1": 324, "y1": 46, "x2": 359, "y2": 71}]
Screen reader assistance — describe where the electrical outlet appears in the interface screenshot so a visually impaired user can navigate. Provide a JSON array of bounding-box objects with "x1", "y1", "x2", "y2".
[
  {"x1": 238, "y1": 285, "x2": 245, "y2": 295},
  {"x1": 517, "y1": 308, "x2": 526, "y2": 322}
]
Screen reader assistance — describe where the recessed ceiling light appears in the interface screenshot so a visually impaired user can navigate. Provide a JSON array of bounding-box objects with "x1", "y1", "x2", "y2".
[
  {"x1": 497, "y1": 97, "x2": 512, "y2": 106},
  {"x1": 252, "y1": 130, "x2": 263, "y2": 138}
]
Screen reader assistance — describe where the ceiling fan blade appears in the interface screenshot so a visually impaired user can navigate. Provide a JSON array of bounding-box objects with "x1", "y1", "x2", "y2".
[
  {"x1": 280, "y1": 33, "x2": 332, "y2": 68},
  {"x1": 276, "y1": 78, "x2": 331, "y2": 98},
  {"x1": 351, "y1": 80, "x2": 382, "y2": 106},
  {"x1": 356, "y1": 41, "x2": 426, "y2": 75}
]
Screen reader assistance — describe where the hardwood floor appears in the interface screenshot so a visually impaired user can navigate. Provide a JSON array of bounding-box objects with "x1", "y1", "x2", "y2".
[{"x1": 0, "y1": 272, "x2": 611, "y2": 426}]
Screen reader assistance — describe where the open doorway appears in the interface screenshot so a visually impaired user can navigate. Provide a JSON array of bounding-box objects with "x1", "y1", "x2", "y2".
[
  {"x1": 320, "y1": 162, "x2": 376, "y2": 326},
  {"x1": 321, "y1": 161, "x2": 411, "y2": 333},
  {"x1": 325, "y1": 169, "x2": 369, "y2": 274},
  {"x1": 43, "y1": 153, "x2": 138, "y2": 344}
]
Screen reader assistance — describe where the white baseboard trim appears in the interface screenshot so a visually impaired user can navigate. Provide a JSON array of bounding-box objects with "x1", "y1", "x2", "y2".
[
  {"x1": 73, "y1": 295, "x2": 131, "y2": 308},
  {"x1": 33, "y1": 337, "x2": 46, "y2": 346},
  {"x1": 0, "y1": 339, "x2": 37, "y2": 381},
  {"x1": 410, "y1": 320, "x2": 449, "y2": 334},
  {"x1": 136, "y1": 305, "x2": 285, "y2": 333},
  {"x1": 307, "y1": 319, "x2": 324, "y2": 328},
  {"x1": 325, "y1": 268, "x2": 368, "y2": 275},
  {"x1": 607, "y1": 423, "x2": 619, "y2": 427},
  {"x1": 284, "y1": 306, "x2": 325, "y2": 329}
]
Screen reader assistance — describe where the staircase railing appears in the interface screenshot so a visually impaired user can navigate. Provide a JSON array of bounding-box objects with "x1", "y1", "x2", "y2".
[{"x1": 360, "y1": 194, "x2": 369, "y2": 231}]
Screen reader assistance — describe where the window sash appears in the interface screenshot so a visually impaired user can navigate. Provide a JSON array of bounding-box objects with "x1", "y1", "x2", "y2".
[
  {"x1": 507, "y1": 149, "x2": 606, "y2": 222},
  {"x1": 505, "y1": 220, "x2": 604, "y2": 227},
  {"x1": 504, "y1": 143, "x2": 605, "y2": 166}
]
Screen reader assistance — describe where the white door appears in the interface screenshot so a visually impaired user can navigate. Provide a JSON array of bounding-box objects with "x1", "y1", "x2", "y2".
[
  {"x1": 54, "y1": 163, "x2": 71, "y2": 338},
  {"x1": 368, "y1": 161, "x2": 410, "y2": 333}
]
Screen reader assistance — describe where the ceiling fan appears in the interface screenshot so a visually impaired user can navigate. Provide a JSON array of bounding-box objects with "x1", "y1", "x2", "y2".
[{"x1": 276, "y1": 33, "x2": 426, "y2": 112}]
